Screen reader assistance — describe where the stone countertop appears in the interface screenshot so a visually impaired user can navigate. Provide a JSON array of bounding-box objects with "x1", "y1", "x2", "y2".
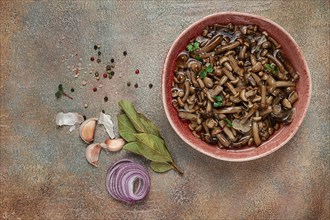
[{"x1": 0, "y1": 0, "x2": 329, "y2": 219}]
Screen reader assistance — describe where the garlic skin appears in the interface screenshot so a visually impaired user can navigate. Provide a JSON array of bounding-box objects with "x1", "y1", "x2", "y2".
[
  {"x1": 56, "y1": 112, "x2": 84, "y2": 126},
  {"x1": 98, "y1": 112, "x2": 115, "y2": 139},
  {"x1": 101, "y1": 138, "x2": 125, "y2": 152},
  {"x1": 86, "y1": 143, "x2": 102, "y2": 167},
  {"x1": 79, "y1": 118, "x2": 98, "y2": 144}
]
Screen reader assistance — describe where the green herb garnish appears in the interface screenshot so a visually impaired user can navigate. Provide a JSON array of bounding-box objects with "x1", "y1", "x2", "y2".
[
  {"x1": 193, "y1": 41, "x2": 200, "y2": 49},
  {"x1": 206, "y1": 65, "x2": 214, "y2": 73},
  {"x1": 118, "y1": 100, "x2": 183, "y2": 174},
  {"x1": 55, "y1": 84, "x2": 73, "y2": 100},
  {"x1": 195, "y1": 55, "x2": 202, "y2": 61},
  {"x1": 213, "y1": 95, "x2": 223, "y2": 108},
  {"x1": 264, "y1": 63, "x2": 278, "y2": 75},
  {"x1": 187, "y1": 41, "x2": 200, "y2": 52},
  {"x1": 224, "y1": 118, "x2": 232, "y2": 127},
  {"x1": 187, "y1": 44, "x2": 194, "y2": 52},
  {"x1": 199, "y1": 70, "x2": 207, "y2": 79}
]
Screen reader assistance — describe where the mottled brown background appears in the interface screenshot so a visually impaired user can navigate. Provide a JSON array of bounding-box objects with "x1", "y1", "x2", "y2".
[{"x1": 0, "y1": 0, "x2": 329, "y2": 219}]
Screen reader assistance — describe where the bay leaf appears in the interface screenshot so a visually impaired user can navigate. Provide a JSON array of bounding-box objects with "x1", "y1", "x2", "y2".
[
  {"x1": 135, "y1": 133, "x2": 173, "y2": 163},
  {"x1": 118, "y1": 100, "x2": 145, "y2": 133},
  {"x1": 118, "y1": 114, "x2": 137, "y2": 142},
  {"x1": 123, "y1": 142, "x2": 142, "y2": 156},
  {"x1": 138, "y1": 113, "x2": 160, "y2": 136},
  {"x1": 150, "y1": 161, "x2": 173, "y2": 173}
]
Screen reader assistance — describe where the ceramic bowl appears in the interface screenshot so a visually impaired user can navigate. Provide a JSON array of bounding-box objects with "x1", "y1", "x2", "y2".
[{"x1": 162, "y1": 12, "x2": 311, "y2": 161}]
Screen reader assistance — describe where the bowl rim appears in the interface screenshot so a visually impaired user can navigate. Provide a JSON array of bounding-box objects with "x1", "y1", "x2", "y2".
[{"x1": 162, "y1": 12, "x2": 311, "y2": 162}]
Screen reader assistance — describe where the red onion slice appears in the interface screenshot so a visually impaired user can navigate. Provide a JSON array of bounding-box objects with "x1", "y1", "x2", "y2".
[{"x1": 106, "y1": 159, "x2": 150, "y2": 203}]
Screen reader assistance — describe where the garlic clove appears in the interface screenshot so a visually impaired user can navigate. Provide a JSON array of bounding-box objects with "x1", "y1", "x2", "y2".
[
  {"x1": 86, "y1": 143, "x2": 102, "y2": 167},
  {"x1": 79, "y1": 118, "x2": 98, "y2": 144},
  {"x1": 101, "y1": 138, "x2": 125, "y2": 152}
]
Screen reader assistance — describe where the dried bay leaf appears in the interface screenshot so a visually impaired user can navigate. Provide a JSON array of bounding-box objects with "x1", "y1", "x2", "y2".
[
  {"x1": 135, "y1": 133, "x2": 172, "y2": 162},
  {"x1": 138, "y1": 113, "x2": 160, "y2": 136},
  {"x1": 118, "y1": 100, "x2": 145, "y2": 133},
  {"x1": 118, "y1": 114, "x2": 137, "y2": 142},
  {"x1": 123, "y1": 142, "x2": 142, "y2": 156},
  {"x1": 150, "y1": 161, "x2": 173, "y2": 173}
]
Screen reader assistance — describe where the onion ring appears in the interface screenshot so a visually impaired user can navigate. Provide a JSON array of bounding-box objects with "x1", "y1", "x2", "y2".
[{"x1": 106, "y1": 159, "x2": 150, "y2": 203}]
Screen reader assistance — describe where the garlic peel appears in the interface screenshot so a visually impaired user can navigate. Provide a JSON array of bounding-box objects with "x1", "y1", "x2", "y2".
[
  {"x1": 79, "y1": 118, "x2": 98, "y2": 144},
  {"x1": 86, "y1": 143, "x2": 101, "y2": 167},
  {"x1": 98, "y1": 112, "x2": 115, "y2": 139},
  {"x1": 56, "y1": 112, "x2": 84, "y2": 126},
  {"x1": 102, "y1": 138, "x2": 125, "y2": 152}
]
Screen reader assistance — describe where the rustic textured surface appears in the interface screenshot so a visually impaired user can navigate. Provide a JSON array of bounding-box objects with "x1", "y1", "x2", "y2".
[{"x1": 0, "y1": 0, "x2": 329, "y2": 219}]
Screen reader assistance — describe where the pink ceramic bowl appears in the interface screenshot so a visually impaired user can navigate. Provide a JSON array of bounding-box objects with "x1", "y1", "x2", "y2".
[{"x1": 162, "y1": 12, "x2": 311, "y2": 161}]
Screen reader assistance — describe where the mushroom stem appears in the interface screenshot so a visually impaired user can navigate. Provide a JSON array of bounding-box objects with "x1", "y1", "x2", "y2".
[
  {"x1": 216, "y1": 41, "x2": 241, "y2": 54},
  {"x1": 215, "y1": 106, "x2": 244, "y2": 114},
  {"x1": 266, "y1": 53, "x2": 285, "y2": 73},
  {"x1": 181, "y1": 80, "x2": 190, "y2": 102},
  {"x1": 228, "y1": 55, "x2": 243, "y2": 76},
  {"x1": 260, "y1": 84, "x2": 266, "y2": 108},
  {"x1": 225, "y1": 82, "x2": 237, "y2": 95},
  {"x1": 222, "y1": 67, "x2": 236, "y2": 81},
  {"x1": 274, "y1": 81, "x2": 296, "y2": 88},
  {"x1": 252, "y1": 121, "x2": 261, "y2": 146},
  {"x1": 216, "y1": 133, "x2": 231, "y2": 148},
  {"x1": 288, "y1": 91, "x2": 299, "y2": 104},
  {"x1": 208, "y1": 85, "x2": 223, "y2": 97},
  {"x1": 178, "y1": 112, "x2": 199, "y2": 121},
  {"x1": 219, "y1": 120, "x2": 236, "y2": 141},
  {"x1": 219, "y1": 75, "x2": 228, "y2": 85},
  {"x1": 200, "y1": 34, "x2": 224, "y2": 52}
]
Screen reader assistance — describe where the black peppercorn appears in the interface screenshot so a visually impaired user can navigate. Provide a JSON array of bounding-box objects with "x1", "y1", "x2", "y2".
[
  {"x1": 104, "y1": 96, "x2": 108, "y2": 102},
  {"x1": 111, "y1": 58, "x2": 114, "y2": 63},
  {"x1": 134, "y1": 83, "x2": 138, "y2": 88},
  {"x1": 98, "y1": 51, "x2": 101, "y2": 56},
  {"x1": 71, "y1": 88, "x2": 74, "y2": 92},
  {"x1": 123, "y1": 51, "x2": 127, "y2": 56},
  {"x1": 94, "y1": 45, "x2": 98, "y2": 50},
  {"x1": 149, "y1": 84, "x2": 153, "y2": 89},
  {"x1": 127, "y1": 82, "x2": 131, "y2": 87}
]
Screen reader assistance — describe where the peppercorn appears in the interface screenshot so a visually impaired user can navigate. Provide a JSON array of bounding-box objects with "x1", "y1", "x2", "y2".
[
  {"x1": 111, "y1": 58, "x2": 114, "y2": 63},
  {"x1": 104, "y1": 96, "x2": 108, "y2": 102},
  {"x1": 93, "y1": 87, "x2": 97, "y2": 92},
  {"x1": 127, "y1": 82, "x2": 131, "y2": 87},
  {"x1": 83, "y1": 115, "x2": 87, "y2": 120},
  {"x1": 94, "y1": 45, "x2": 98, "y2": 50},
  {"x1": 103, "y1": 73, "x2": 108, "y2": 78},
  {"x1": 95, "y1": 72, "x2": 99, "y2": 77},
  {"x1": 102, "y1": 110, "x2": 105, "y2": 113},
  {"x1": 71, "y1": 88, "x2": 74, "y2": 92},
  {"x1": 90, "y1": 57, "x2": 95, "y2": 61},
  {"x1": 123, "y1": 51, "x2": 127, "y2": 56},
  {"x1": 98, "y1": 51, "x2": 101, "y2": 56},
  {"x1": 106, "y1": 65, "x2": 111, "y2": 71},
  {"x1": 97, "y1": 58, "x2": 101, "y2": 63},
  {"x1": 149, "y1": 84, "x2": 153, "y2": 89},
  {"x1": 134, "y1": 83, "x2": 138, "y2": 88}
]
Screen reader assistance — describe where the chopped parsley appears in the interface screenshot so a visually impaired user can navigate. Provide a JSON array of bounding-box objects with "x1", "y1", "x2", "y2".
[
  {"x1": 213, "y1": 95, "x2": 223, "y2": 108},
  {"x1": 187, "y1": 41, "x2": 200, "y2": 52},
  {"x1": 264, "y1": 63, "x2": 279, "y2": 75},
  {"x1": 224, "y1": 118, "x2": 232, "y2": 127}
]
